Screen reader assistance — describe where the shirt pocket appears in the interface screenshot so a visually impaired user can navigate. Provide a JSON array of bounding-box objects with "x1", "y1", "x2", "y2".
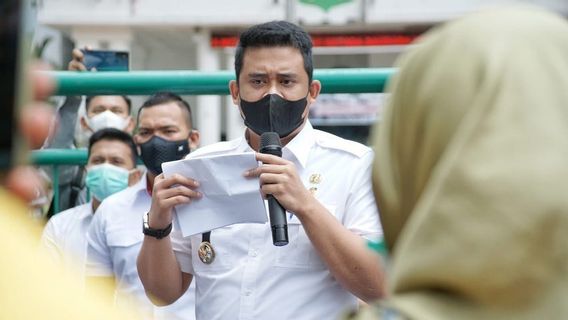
[
  {"x1": 191, "y1": 227, "x2": 236, "y2": 273},
  {"x1": 274, "y1": 204, "x2": 337, "y2": 269},
  {"x1": 106, "y1": 229, "x2": 140, "y2": 248},
  {"x1": 105, "y1": 229, "x2": 142, "y2": 284}
]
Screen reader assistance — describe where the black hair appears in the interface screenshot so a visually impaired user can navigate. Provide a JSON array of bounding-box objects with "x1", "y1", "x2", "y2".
[
  {"x1": 85, "y1": 95, "x2": 132, "y2": 114},
  {"x1": 136, "y1": 92, "x2": 193, "y2": 129},
  {"x1": 234, "y1": 20, "x2": 313, "y2": 83},
  {"x1": 88, "y1": 128, "x2": 138, "y2": 167}
]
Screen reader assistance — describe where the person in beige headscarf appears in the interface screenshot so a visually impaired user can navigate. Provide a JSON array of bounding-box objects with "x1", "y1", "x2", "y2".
[{"x1": 366, "y1": 6, "x2": 568, "y2": 320}]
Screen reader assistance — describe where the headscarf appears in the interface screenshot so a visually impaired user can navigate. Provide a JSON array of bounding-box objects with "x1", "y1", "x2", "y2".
[{"x1": 372, "y1": 6, "x2": 568, "y2": 319}]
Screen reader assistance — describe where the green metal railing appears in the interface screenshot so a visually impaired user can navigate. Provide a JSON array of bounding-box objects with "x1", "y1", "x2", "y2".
[
  {"x1": 33, "y1": 68, "x2": 395, "y2": 215},
  {"x1": 31, "y1": 149, "x2": 89, "y2": 215},
  {"x1": 48, "y1": 68, "x2": 395, "y2": 95}
]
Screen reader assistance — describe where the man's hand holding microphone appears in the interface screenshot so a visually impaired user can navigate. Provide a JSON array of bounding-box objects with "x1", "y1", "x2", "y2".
[{"x1": 245, "y1": 132, "x2": 317, "y2": 246}]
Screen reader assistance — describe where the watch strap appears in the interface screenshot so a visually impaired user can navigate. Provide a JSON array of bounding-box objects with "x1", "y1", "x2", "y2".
[{"x1": 143, "y1": 212, "x2": 172, "y2": 239}]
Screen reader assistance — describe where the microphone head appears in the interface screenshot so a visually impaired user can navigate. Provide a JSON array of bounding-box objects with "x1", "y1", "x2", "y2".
[{"x1": 259, "y1": 132, "x2": 282, "y2": 156}]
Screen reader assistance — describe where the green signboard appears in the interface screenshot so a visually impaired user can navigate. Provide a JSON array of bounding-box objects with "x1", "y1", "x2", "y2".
[{"x1": 299, "y1": 0, "x2": 353, "y2": 11}]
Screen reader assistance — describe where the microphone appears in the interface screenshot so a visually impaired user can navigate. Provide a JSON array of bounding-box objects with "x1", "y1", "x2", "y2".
[{"x1": 259, "y1": 132, "x2": 289, "y2": 246}]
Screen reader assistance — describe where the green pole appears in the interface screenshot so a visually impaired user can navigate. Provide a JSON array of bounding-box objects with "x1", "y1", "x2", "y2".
[
  {"x1": 30, "y1": 149, "x2": 89, "y2": 166},
  {"x1": 46, "y1": 68, "x2": 394, "y2": 96},
  {"x1": 52, "y1": 165, "x2": 59, "y2": 214}
]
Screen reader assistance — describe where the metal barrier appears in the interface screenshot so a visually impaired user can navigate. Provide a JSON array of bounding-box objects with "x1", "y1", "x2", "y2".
[
  {"x1": 33, "y1": 68, "x2": 395, "y2": 214},
  {"x1": 49, "y1": 68, "x2": 395, "y2": 95},
  {"x1": 31, "y1": 149, "x2": 88, "y2": 214}
]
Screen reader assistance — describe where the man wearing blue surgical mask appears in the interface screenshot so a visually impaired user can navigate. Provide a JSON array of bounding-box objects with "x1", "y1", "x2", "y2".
[
  {"x1": 41, "y1": 128, "x2": 137, "y2": 277},
  {"x1": 43, "y1": 48, "x2": 136, "y2": 214},
  {"x1": 86, "y1": 92, "x2": 199, "y2": 320}
]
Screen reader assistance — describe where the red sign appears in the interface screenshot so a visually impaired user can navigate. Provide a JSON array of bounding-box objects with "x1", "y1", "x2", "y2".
[{"x1": 211, "y1": 33, "x2": 420, "y2": 48}]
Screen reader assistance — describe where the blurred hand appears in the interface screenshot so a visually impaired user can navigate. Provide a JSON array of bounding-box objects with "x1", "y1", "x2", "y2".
[
  {"x1": 68, "y1": 46, "x2": 94, "y2": 71},
  {"x1": 4, "y1": 62, "x2": 55, "y2": 203}
]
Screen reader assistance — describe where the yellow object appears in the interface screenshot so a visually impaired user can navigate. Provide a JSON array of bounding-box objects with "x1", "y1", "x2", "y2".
[
  {"x1": 0, "y1": 188, "x2": 133, "y2": 319},
  {"x1": 372, "y1": 6, "x2": 568, "y2": 319}
]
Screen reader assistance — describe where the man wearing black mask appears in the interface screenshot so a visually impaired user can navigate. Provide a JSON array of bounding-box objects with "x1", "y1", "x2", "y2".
[
  {"x1": 87, "y1": 92, "x2": 199, "y2": 320},
  {"x1": 138, "y1": 22, "x2": 385, "y2": 319}
]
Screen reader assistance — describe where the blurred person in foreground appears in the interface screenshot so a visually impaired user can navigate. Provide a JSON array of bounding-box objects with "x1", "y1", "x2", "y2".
[
  {"x1": 0, "y1": 65, "x2": 134, "y2": 319},
  {"x1": 138, "y1": 21, "x2": 385, "y2": 320},
  {"x1": 41, "y1": 128, "x2": 138, "y2": 277},
  {"x1": 354, "y1": 6, "x2": 568, "y2": 320}
]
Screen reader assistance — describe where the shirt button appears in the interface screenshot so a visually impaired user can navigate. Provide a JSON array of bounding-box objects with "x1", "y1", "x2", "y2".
[
  {"x1": 244, "y1": 290, "x2": 252, "y2": 296},
  {"x1": 250, "y1": 250, "x2": 258, "y2": 257}
]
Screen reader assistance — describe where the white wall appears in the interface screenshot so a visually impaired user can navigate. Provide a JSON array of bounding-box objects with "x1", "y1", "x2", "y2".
[
  {"x1": 39, "y1": 0, "x2": 567, "y2": 27},
  {"x1": 39, "y1": 0, "x2": 285, "y2": 26}
]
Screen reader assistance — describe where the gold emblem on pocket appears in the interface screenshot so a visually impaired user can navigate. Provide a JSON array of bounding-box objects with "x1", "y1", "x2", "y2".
[
  {"x1": 309, "y1": 173, "x2": 322, "y2": 184},
  {"x1": 198, "y1": 241, "x2": 215, "y2": 264}
]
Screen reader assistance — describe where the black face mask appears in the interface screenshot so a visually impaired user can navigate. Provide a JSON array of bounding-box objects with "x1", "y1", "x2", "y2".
[
  {"x1": 139, "y1": 135, "x2": 190, "y2": 175},
  {"x1": 240, "y1": 94, "x2": 307, "y2": 138}
]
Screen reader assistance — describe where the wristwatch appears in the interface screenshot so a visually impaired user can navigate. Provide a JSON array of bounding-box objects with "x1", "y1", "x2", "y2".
[{"x1": 143, "y1": 212, "x2": 172, "y2": 239}]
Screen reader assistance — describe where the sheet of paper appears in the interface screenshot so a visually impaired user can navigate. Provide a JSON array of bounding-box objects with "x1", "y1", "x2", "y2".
[{"x1": 162, "y1": 152, "x2": 267, "y2": 237}]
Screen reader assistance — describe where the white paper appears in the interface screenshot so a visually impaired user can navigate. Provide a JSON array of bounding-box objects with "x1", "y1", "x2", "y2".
[{"x1": 162, "y1": 152, "x2": 267, "y2": 237}]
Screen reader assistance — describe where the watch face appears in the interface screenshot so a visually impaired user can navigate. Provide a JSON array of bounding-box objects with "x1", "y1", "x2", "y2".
[
  {"x1": 143, "y1": 212, "x2": 172, "y2": 239},
  {"x1": 143, "y1": 212, "x2": 150, "y2": 228}
]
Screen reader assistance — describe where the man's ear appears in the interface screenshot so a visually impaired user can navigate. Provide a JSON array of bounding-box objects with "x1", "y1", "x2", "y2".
[
  {"x1": 188, "y1": 130, "x2": 200, "y2": 150},
  {"x1": 229, "y1": 80, "x2": 240, "y2": 106},
  {"x1": 308, "y1": 80, "x2": 322, "y2": 105},
  {"x1": 80, "y1": 115, "x2": 92, "y2": 132},
  {"x1": 125, "y1": 116, "x2": 135, "y2": 134},
  {"x1": 127, "y1": 168, "x2": 142, "y2": 186},
  {"x1": 133, "y1": 133, "x2": 142, "y2": 146}
]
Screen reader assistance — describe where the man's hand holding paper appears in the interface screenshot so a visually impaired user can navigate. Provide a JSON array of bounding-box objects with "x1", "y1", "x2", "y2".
[
  {"x1": 161, "y1": 152, "x2": 267, "y2": 237},
  {"x1": 147, "y1": 173, "x2": 201, "y2": 231}
]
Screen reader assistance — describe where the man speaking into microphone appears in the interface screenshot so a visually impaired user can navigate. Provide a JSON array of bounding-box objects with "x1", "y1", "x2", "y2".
[{"x1": 137, "y1": 21, "x2": 385, "y2": 320}]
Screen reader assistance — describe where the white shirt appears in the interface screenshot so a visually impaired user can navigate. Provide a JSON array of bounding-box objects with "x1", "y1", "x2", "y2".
[
  {"x1": 171, "y1": 121, "x2": 382, "y2": 320},
  {"x1": 41, "y1": 202, "x2": 93, "y2": 276},
  {"x1": 87, "y1": 174, "x2": 196, "y2": 320}
]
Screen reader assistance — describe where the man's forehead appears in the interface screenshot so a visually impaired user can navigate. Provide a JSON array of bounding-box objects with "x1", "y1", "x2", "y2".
[
  {"x1": 91, "y1": 139, "x2": 130, "y2": 151},
  {"x1": 89, "y1": 96, "x2": 127, "y2": 106},
  {"x1": 242, "y1": 47, "x2": 304, "y2": 68},
  {"x1": 138, "y1": 103, "x2": 189, "y2": 125}
]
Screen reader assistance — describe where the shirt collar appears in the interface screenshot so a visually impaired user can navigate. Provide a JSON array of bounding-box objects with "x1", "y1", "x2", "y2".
[
  {"x1": 283, "y1": 120, "x2": 315, "y2": 169},
  {"x1": 237, "y1": 120, "x2": 315, "y2": 169},
  {"x1": 132, "y1": 171, "x2": 150, "y2": 195},
  {"x1": 236, "y1": 131, "x2": 254, "y2": 153}
]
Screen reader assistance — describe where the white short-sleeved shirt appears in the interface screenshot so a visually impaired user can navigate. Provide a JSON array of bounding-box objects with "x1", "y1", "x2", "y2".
[
  {"x1": 87, "y1": 174, "x2": 196, "y2": 320},
  {"x1": 41, "y1": 202, "x2": 93, "y2": 276},
  {"x1": 171, "y1": 121, "x2": 382, "y2": 320}
]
